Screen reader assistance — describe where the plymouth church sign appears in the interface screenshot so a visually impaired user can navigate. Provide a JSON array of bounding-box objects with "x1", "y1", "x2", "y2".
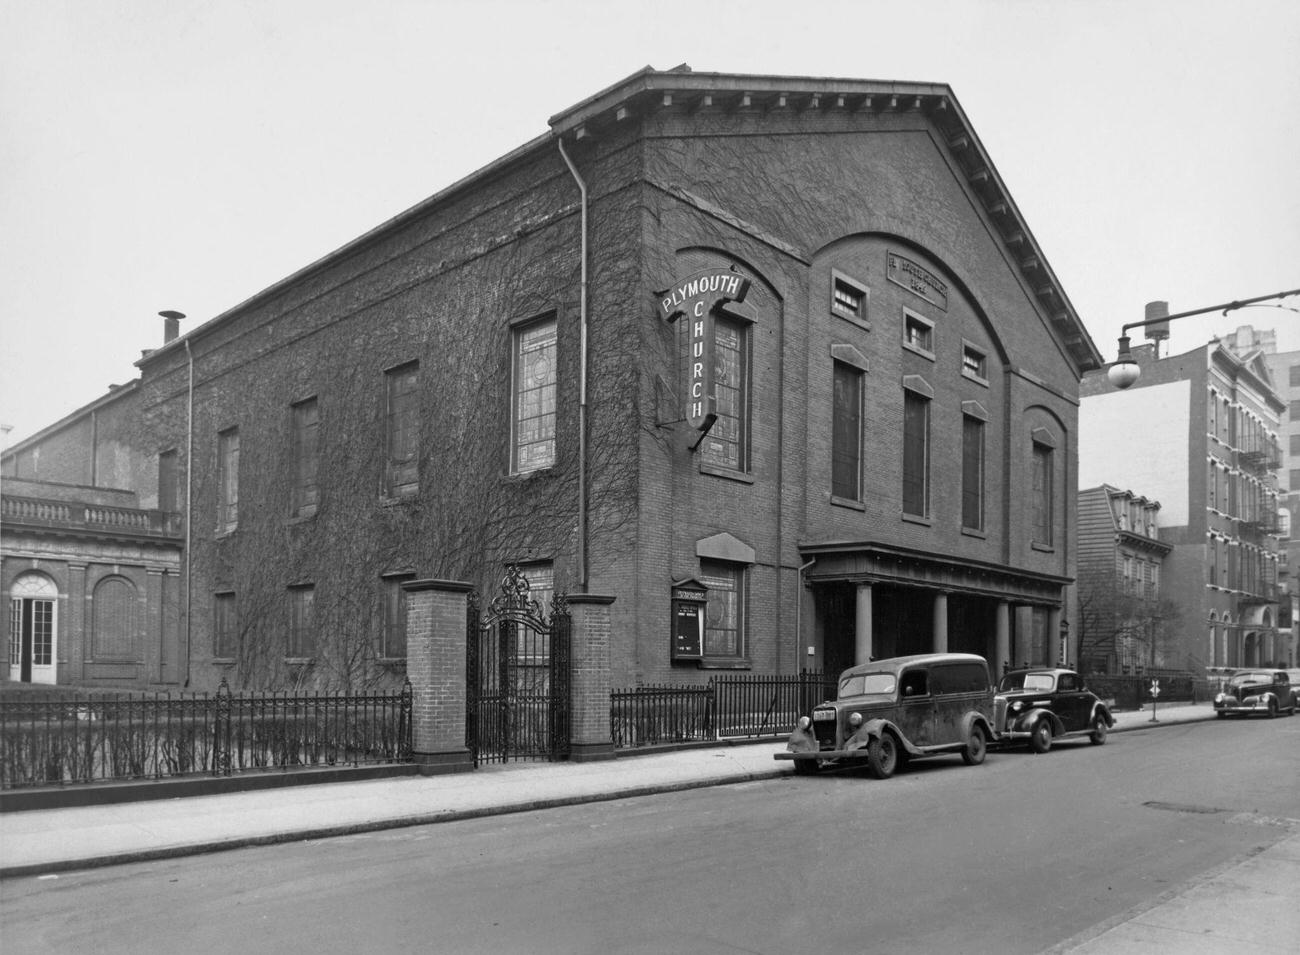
[{"x1": 659, "y1": 268, "x2": 751, "y2": 441}]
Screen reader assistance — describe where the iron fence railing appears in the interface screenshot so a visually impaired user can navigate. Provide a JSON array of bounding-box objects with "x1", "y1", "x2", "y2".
[
  {"x1": 610, "y1": 671, "x2": 837, "y2": 750},
  {"x1": 0, "y1": 679, "x2": 413, "y2": 790}
]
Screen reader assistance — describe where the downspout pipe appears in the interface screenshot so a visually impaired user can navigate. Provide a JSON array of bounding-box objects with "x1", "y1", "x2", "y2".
[
  {"x1": 183, "y1": 339, "x2": 194, "y2": 687},
  {"x1": 556, "y1": 135, "x2": 589, "y2": 589}
]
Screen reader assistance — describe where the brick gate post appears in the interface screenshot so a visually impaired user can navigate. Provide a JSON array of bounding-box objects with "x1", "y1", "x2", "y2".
[
  {"x1": 403, "y1": 578, "x2": 474, "y2": 775},
  {"x1": 566, "y1": 593, "x2": 616, "y2": 762}
]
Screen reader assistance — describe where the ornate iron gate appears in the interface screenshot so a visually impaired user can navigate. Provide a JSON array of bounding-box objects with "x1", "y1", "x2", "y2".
[{"x1": 466, "y1": 567, "x2": 571, "y2": 765}]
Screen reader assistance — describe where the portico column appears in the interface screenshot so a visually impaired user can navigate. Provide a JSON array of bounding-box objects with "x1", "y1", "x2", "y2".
[
  {"x1": 1048, "y1": 606, "x2": 1062, "y2": 666},
  {"x1": 855, "y1": 582, "x2": 874, "y2": 665},
  {"x1": 995, "y1": 601, "x2": 1010, "y2": 677},
  {"x1": 932, "y1": 592, "x2": 948, "y2": 653},
  {"x1": 1013, "y1": 605, "x2": 1032, "y2": 669}
]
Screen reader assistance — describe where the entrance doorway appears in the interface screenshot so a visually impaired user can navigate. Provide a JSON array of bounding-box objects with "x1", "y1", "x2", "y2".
[{"x1": 8, "y1": 573, "x2": 58, "y2": 684}]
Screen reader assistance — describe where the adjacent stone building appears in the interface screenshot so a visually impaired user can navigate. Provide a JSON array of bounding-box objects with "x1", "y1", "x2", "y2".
[{"x1": 3, "y1": 66, "x2": 1102, "y2": 690}]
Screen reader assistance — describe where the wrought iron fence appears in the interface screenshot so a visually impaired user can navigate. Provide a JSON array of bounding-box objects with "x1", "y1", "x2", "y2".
[
  {"x1": 611, "y1": 670, "x2": 837, "y2": 750},
  {"x1": 0, "y1": 679, "x2": 413, "y2": 790}
]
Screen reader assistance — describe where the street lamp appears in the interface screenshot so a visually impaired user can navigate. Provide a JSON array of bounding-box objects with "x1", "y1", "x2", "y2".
[{"x1": 1108, "y1": 288, "x2": 1300, "y2": 389}]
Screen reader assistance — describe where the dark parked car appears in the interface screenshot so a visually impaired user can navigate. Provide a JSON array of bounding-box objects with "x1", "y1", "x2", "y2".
[
  {"x1": 993, "y1": 668, "x2": 1114, "y2": 753},
  {"x1": 776, "y1": 653, "x2": 996, "y2": 779},
  {"x1": 1213, "y1": 670, "x2": 1296, "y2": 718}
]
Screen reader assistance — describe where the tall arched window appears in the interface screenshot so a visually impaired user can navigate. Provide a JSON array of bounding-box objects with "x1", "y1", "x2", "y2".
[{"x1": 93, "y1": 577, "x2": 138, "y2": 659}]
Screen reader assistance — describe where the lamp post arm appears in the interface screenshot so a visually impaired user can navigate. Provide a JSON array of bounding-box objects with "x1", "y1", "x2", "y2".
[{"x1": 1120, "y1": 288, "x2": 1300, "y2": 338}]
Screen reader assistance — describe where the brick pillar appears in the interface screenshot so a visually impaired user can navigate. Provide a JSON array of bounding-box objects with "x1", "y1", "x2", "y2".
[
  {"x1": 566, "y1": 593, "x2": 616, "y2": 762},
  {"x1": 403, "y1": 579, "x2": 474, "y2": 775}
]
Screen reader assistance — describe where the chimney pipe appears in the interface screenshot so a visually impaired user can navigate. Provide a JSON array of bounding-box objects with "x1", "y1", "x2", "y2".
[{"x1": 160, "y1": 310, "x2": 185, "y2": 344}]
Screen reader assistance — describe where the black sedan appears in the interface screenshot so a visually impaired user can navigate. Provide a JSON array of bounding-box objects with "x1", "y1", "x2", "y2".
[
  {"x1": 994, "y1": 668, "x2": 1114, "y2": 753},
  {"x1": 1213, "y1": 670, "x2": 1296, "y2": 718}
]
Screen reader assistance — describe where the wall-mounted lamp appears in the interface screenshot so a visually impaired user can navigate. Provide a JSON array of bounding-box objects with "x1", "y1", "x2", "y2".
[{"x1": 1108, "y1": 289, "x2": 1300, "y2": 389}]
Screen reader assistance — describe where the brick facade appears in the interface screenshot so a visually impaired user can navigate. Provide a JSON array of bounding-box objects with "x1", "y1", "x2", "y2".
[{"x1": 2, "y1": 68, "x2": 1102, "y2": 692}]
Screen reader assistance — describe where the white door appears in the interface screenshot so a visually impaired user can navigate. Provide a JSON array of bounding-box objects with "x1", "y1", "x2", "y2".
[{"x1": 8, "y1": 573, "x2": 58, "y2": 685}]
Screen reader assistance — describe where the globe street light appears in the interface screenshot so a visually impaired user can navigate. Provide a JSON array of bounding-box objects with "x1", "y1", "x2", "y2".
[{"x1": 1108, "y1": 288, "x2": 1300, "y2": 389}]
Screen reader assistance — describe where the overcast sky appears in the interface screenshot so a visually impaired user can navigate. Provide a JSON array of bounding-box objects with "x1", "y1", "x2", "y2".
[{"x1": 2, "y1": 0, "x2": 1297, "y2": 447}]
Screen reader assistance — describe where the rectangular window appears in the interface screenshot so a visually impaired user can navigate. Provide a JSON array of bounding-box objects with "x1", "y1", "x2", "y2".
[
  {"x1": 213, "y1": 592, "x2": 236, "y2": 658},
  {"x1": 158, "y1": 449, "x2": 178, "y2": 513},
  {"x1": 903, "y1": 309, "x2": 934, "y2": 356},
  {"x1": 701, "y1": 317, "x2": 749, "y2": 471},
  {"x1": 218, "y1": 428, "x2": 239, "y2": 532},
  {"x1": 287, "y1": 585, "x2": 315, "y2": 658},
  {"x1": 962, "y1": 415, "x2": 985, "y2": 530},
  {"x1": 902, "y1": 390, "x2": 930, "y2": 517},
  {"x1": 381, "y1": 574, "x2": 412, "y2": 659},
  {"x1": 1032, "y1": 443, "x2": 1054, "y2": 546},
  {"x1": 512, "y1": 319, "x2": 557, "y2": 473},
  {"x1": 961, "y1": 345, "x2": 987, "y2": 381},
  {"x1": 385, "y1": 362, "x2": 419, "y2": 497},
  {"x1": 700, "y1": 562, "x2": 745, "y2": 658},
  {"x1": 1290, "y1": 365, "x2": 1300, "y2": 387},
  {"x1": 831, "y1": 274, "x2": 867, "y2": 324},
  {"x1": 1290, "y1": 468, "x2": 1300, "y2": 490},
  {"x1": 291, "y1": 397, "x2": 319, "y2": 517},
  {"x1": 1290, "y1": 434, "x2": 1300, "y2": 455},
  {"x1": 1209, "y1": 461, "x2": 1217, "y2": 508},
  {"x1": 832, "y1": 362, "x2": 862, "y2": 501}
]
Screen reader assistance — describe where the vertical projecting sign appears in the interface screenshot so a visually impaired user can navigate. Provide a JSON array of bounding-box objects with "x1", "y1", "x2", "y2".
[{"x1": 659, "y1": 268, "x2": 751, "y2": 443}]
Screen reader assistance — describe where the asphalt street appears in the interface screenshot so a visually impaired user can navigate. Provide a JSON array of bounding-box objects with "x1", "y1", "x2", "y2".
[{"x1": 2, "y1": 716, "x2": 1297, "y2": 954}]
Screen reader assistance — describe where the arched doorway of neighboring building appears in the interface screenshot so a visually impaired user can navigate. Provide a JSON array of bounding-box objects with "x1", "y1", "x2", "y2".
[
  {"x1": 8, "y1": 572, "x2": 59, "y2": 684},
  {"x1": 1242, "y1": 632, "x2": 1260, "y2": 668}
]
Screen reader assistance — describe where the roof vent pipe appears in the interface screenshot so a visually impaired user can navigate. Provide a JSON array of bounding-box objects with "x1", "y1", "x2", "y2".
[{"x1": 160, "y1": 310, "x2": 185, "y2": 344}]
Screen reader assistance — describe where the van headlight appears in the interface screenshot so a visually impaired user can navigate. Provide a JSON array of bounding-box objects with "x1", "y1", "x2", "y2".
[
  {"x1": 1214, "y1": 693, "x2": 1225, "y2": 704},
  {"x1": 848, "y1": 712, "x2": 864, "y2": 728},
  {"x1": 1010, "y1": 701, "x2": 1023, "y2": 712},
  {"x1": 798, "y1": 716, "x2": 812, "y2": 730}
]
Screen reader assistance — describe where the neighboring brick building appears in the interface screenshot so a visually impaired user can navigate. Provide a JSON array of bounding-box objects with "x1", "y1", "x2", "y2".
[
  {"x1": 1079, "y1": 331, "x2": 1291, "y2": 672},
  {"x1": 3, "y1": 66, "x2": 1102, "y2": 690}
]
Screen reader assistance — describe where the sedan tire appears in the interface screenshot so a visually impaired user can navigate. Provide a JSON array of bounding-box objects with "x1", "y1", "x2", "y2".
[
  {"x1": 1029, "y1": 719, "x2": 1053, "y2": 754},
  {"x1": 1089, "y1": 714, "x2": 1108, "y2": 745}
]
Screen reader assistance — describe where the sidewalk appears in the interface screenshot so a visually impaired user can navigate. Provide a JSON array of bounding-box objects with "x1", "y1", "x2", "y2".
[{"x1": 1, "y1": 701, "x2": 1217, "y2": 878}]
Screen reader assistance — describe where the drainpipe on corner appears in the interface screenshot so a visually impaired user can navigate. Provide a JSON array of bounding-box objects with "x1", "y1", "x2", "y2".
[
  {"x1": 556, "y1": 135, "x2": 589, "y2": 590},
  {"x1": 183, "y1": 339, "x2": 194, "y2": 687}
]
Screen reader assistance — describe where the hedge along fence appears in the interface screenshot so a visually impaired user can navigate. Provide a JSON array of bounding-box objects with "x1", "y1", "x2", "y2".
[
  {"x1": 611, "y1": 671, "x2": 838, "y2": 750},
  {"x1": 1, "y1": 680, "x2": 413, "y2": 790}
]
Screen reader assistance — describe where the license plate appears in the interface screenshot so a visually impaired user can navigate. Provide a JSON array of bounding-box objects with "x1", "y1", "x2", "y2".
[{"x1": 813, "y1": 709, "x2": 836, "y2": 722}]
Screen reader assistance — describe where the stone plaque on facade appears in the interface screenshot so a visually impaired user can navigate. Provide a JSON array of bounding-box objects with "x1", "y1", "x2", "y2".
[{"x1": 887, "y1": 252, "x2": 948, "y2": 310}]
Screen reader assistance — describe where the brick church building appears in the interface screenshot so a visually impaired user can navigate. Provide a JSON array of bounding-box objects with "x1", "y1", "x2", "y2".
[{"x1": 2, "y1": 66, "x2": 1102, "y2": 690}]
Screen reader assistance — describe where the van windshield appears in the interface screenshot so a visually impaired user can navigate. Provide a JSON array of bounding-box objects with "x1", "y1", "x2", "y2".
[{"x1": 839, "y1": 673, "x2": 896, "y2": 698}]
